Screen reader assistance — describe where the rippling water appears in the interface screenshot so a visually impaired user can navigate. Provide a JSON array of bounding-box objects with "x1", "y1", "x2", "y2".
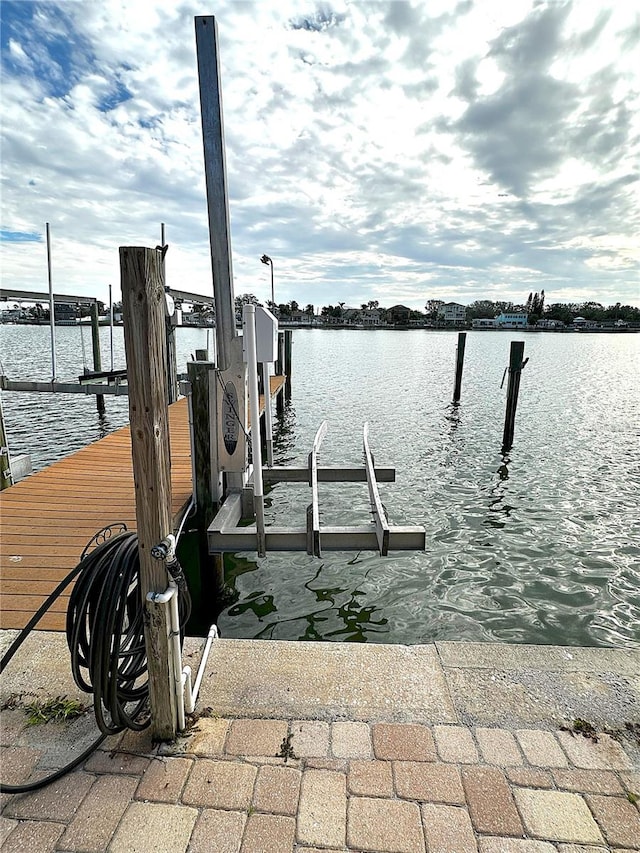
[{"x1": 1, "y1": 325, "x2": 639, "y2": 648}]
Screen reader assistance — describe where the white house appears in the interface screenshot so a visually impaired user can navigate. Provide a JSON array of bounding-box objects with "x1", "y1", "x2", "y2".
[
  {"x1": 536, "y1": 318, "x2": 564, "y2": 329},
  {"x1": 437, "y1": 302, "x2": 467, "y2": 325},
  {"x1": 495, "y1": 311, "x2": 528, "y2": 327},
  {"x1": 472, "y1": 318, "x2": 497, "y2": 329}
]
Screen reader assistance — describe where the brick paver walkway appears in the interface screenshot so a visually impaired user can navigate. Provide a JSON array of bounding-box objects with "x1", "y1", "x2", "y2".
[{"x1": 1, "y1": 712, "x2": 638, "y2": 852}]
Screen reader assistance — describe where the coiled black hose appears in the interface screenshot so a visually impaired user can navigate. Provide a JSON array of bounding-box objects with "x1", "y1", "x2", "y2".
[{"x1": 1, "y1": 528, "x2": 191, "y2": 794}]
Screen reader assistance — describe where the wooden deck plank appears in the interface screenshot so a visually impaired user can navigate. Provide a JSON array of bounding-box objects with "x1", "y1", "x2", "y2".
[
  {"x1": 0, "y1": 397, "x2": 193, "y2": 631},
  {"x1": 0, "y1": 378, "x2": 287, "y2": 633}
]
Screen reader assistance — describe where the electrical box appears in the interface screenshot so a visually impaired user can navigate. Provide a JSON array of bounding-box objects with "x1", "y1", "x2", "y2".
[{"x1": 255, "y1": 306, "x2": 278, "y2": 363}]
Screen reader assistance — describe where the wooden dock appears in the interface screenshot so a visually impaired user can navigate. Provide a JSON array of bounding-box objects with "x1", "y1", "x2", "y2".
[{"x1": 0, "y1": 379, "x2": 285, "y2": 632}]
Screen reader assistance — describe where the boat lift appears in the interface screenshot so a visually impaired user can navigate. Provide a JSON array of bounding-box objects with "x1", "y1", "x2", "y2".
[{"x1": 207, "y1": 304, "x2": 426, "y2": 559}]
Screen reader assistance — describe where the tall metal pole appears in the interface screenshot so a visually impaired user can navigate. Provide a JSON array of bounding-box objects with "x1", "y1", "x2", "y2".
[
  {"x1": 109, "y1": 284, "x2": 114, "y2": 371},
  {"x1": 261, "y1": 254, "x2": 274, "y2": 307},
  {"x1": 45, "y1": 223, "x2": 57, "y2": 380},
  {"x1": 270, "y1": 261, "x2": 274, "y2": 308},
  {"x1": 161, "y1": 222, "x2": 178, "y2": 404},
  {"x1": 195, "y1": 15, "x2": 237, "y2": 371}
]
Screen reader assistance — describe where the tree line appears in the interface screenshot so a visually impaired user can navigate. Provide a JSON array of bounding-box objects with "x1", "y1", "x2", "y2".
[{"x1": 231, "y1": 293, "x2": 640, "y2": 324}]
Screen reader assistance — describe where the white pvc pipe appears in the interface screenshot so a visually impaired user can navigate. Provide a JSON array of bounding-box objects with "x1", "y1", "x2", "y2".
[
  {"x1": 184, "y1": 624, "x2": 218, "y2": 714},
  {"x1": 46, "y1": 223, "x2": 57, "y2": 380},
  {"x1": 243, "y1": 304, "x2": 266, "y2": 556},
  {"x1": 168, "y1": 586, "x2": 186, "y2": 732}
]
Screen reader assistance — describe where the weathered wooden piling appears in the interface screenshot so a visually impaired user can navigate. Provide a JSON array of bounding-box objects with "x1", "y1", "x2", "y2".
[
  {"x1": 502, "y1": 340, "x2": 526, "y2": 453},
  {"x1": 187, "y1": 354, "x2": 224, "y2": 604},
  {"x1": 453, "y1": 331, "x2": 466, "y2": 403},
  {"x1": 284, "y1": 329, "x2": 293, "y2": 400},
  {"x1": 275, "y1": 332, "x2": 286, "y2": 415},
  {"x1": 120, "y1": 245, "x2": 176, "y2": 740},
  {"x1": 90, "y1": 303, "x2": 105, "y2": 414}
]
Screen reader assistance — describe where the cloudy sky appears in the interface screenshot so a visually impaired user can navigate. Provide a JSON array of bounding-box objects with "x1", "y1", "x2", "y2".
[{"x1": 1, "y1": 0, "x2": 639, "y2": 311}]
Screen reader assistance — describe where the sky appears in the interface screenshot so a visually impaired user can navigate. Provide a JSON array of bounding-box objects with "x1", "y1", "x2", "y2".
[{"x1": 1, "y1": 0, "x2": 639, "y2": 312}]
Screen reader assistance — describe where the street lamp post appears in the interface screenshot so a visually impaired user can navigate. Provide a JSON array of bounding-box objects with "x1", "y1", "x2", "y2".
[{"x1": 260, "y1": 254, "x2": 274, "y2": 309}]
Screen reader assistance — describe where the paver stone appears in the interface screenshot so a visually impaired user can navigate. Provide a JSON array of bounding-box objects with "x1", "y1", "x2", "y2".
[
  {"x1": 60, "y1": 774, "x2": 137, "y2": 853},
  {"x1": 421, "y1": 803, "x2": 476, "y2": 853},
  {"x1": 433, "y1": 725, "x2": 479, "y2": 763},
  {"x1": 252, "y1": 764, "x2": 301, "y2": 815},
  {"x1": 513, "y1": 788, "x2": 604, "y2": 844},
  {"x1": 462, "y1": 765, "x2": 523, "y2": 836},
  {"x1": 297, "y1": 768, "x2": 346, "y2": 848},
  {"x1": 557, "y1": 731, "x2": 633, "y2": 770},
  {"x1": 372, "y1": 723, "x2": 436, "y2": 761},
  {"x1": 225, "y1": 718, "x2": 288, "y2": 757},
  {"x1": 331, "y1": 721, "x2": 372, "y2": 758},
  {"x1": 241, "y1": 813, "x2": 296, "y2": 853},
  {"x1": 515, "y1": 729, "x2": 569, "y2": 767},
  {"x1": 348, "y1": 796, "x2": 425, "y2": 853},
  {"x1": 1, "y1": 820, "x2": 65, "y2": 853},
  {"x1": 394, "y1": 761, "x2": 464, "y2": 804},
  {"x1": 585, "y1": 793, "x2": 640, "y2": 847},
  {"x1": 476, "y1": 728, "x2": 523, "y2": 766},
  {"x1": 188, "y1": 809, "x2": 245, "y2": 853},
  {"x1": 182, "y1": 758, "x2": 257, "y2": 810},
  {"x1": 349, "y1": 760, "x2": 394, "y2": 797},
  {"x1": 291, "y1": 720, "x2": 330, "y2": 757},
  {"x1": 108, "y1": 801, "x2": 197, "y2": 853}
]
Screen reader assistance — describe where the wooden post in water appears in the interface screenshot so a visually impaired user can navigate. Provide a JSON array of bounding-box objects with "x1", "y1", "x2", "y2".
[
  {"x1": 284, "y1": 329, "x2": 292, "y2": 400},
  {"x1": 187, "y1": 356, "x2": 224, "y2": 604},
  {"x1": 275, "y1": 331, "x2": 285, "y2": 415},
  {"x1": 502, "y1": 340, "x2": 526, "y2": 453},
  {"x1": 90, "y1": 302, "x2": 105, "y2": 414},
  {"x1": 453, "y1": 331, "x2": 466, "y2": 403},
  {"x1": 120, "y1": 245, "x2": 176, "y2": 741}
]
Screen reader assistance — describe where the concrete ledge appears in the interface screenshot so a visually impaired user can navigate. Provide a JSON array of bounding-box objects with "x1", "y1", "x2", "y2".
[
  {"x1": 184, "y1": 638, "x2": 457, "y2": 723},
  {"x1": 436, "y1": 641, "x2": 640, "y2": 675},
  {"x1": 2, "y1": 632, "x2": 638, "y2": 735}
]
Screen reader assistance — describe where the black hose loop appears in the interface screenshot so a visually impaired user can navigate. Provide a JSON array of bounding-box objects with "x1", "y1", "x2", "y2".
[{"x1": 1, "y1": 528, "x2": 192, "y2": 794}]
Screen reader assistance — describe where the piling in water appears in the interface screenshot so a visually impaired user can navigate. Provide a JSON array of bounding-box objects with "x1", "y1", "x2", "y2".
[
  {"x1": 90, "y1": 303, "x2": 105, "y2": 415},
  {"x1": 502, "y1": 340, "x2": 526, "y2": 453},
  {"x1": 453, "y1": 331, "x2": 466, "y2": 403}
]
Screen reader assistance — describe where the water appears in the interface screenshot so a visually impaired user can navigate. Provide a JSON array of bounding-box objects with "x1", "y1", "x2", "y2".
[{"x1": 1, "y1": 325, "x2": 639, "y2": 648}]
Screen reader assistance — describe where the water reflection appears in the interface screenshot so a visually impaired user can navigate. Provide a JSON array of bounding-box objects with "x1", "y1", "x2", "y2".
[
  {"x1": 483, "y1": 456, "x2": 515, "y2": 528},
  {"x1": 222, "y1": 559, "x2": 389, "y2": 643},
  {"x1": 272, "y1": 401, "x2": 297, "y2": 464}
]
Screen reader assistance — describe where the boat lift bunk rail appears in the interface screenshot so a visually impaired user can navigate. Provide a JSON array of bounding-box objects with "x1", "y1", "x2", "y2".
[{"x1": 208, "y1": 421, "x2": 426, "y2": 557}]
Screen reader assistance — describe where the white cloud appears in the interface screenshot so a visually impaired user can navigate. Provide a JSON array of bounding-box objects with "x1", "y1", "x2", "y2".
[{"x1": 1, "y1": 0, "x2": 638, "y2": 310}]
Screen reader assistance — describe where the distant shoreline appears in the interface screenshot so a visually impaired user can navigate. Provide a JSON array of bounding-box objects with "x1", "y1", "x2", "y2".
[{"x1": 1, "y1": 319, "x2": 637, "y2": 333}]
